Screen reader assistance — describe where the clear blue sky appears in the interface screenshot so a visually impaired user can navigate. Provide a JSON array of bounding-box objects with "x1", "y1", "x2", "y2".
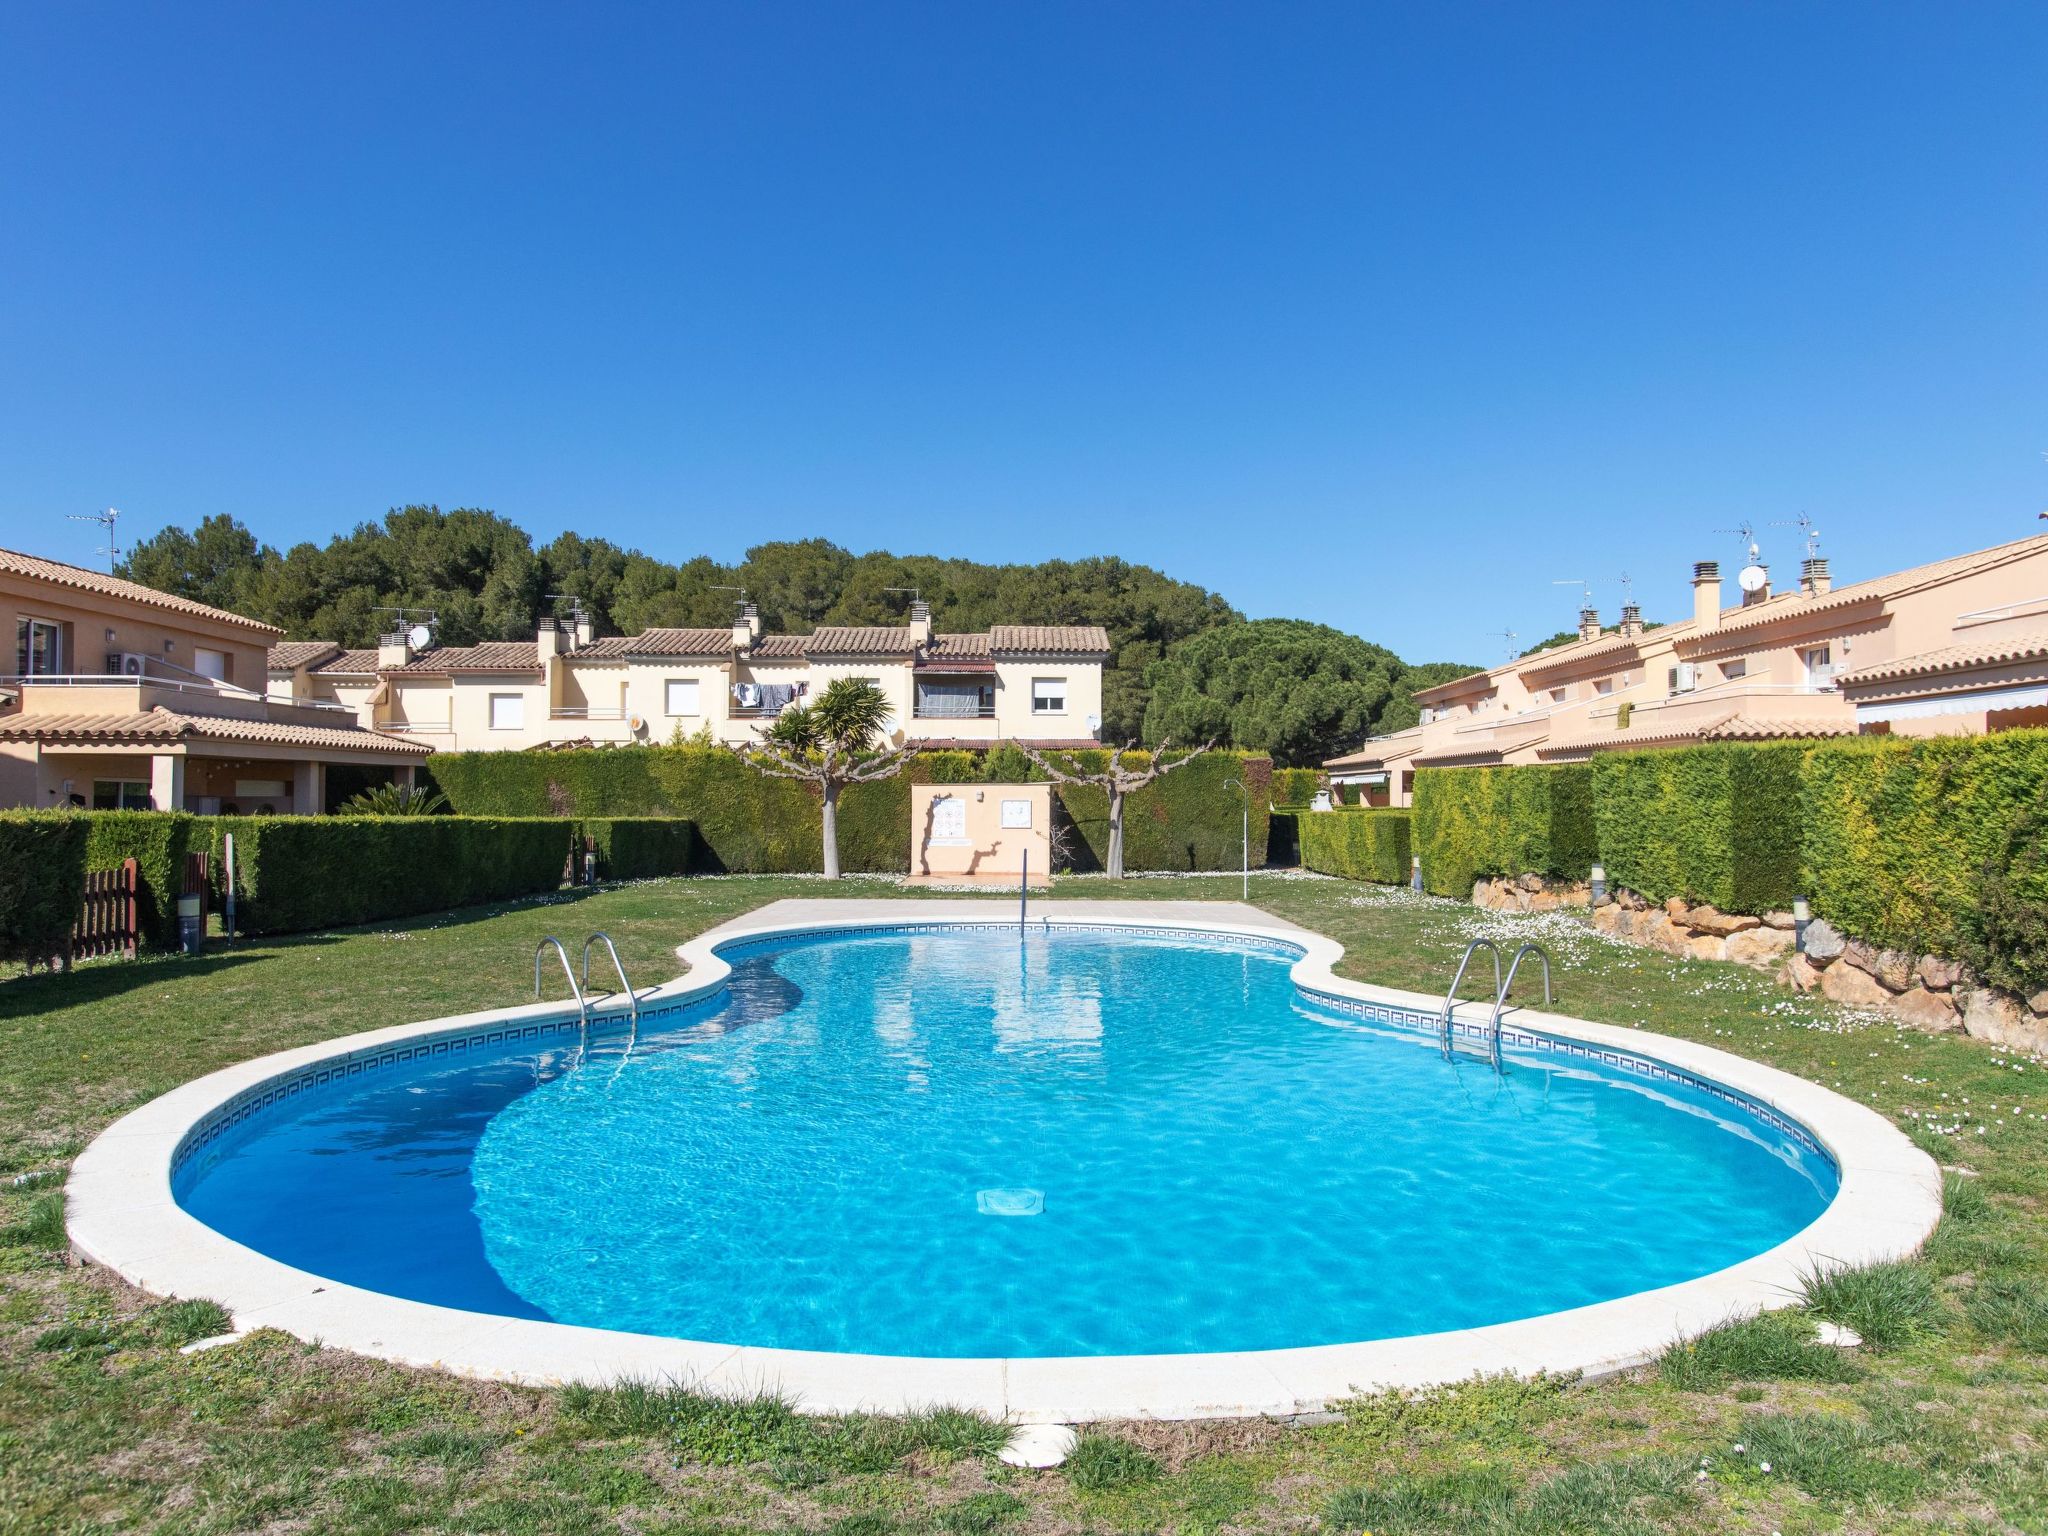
[{"x1": 3, "y1": 2, "x2": 2044, "y2": 663}]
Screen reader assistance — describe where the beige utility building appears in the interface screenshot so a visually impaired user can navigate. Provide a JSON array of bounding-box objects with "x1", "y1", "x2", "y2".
[{"x1": 908, "y1": 782, "x2": 1053, "y2": 887}]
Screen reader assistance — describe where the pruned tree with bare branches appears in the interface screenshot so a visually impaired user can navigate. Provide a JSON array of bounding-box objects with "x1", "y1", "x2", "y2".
[
  {"x1": 736, "y1": 678, "x2": 920, "y2": 879},
  {"x1": 1019, "y1": 739, "x2": 1214, "y2": 878}
]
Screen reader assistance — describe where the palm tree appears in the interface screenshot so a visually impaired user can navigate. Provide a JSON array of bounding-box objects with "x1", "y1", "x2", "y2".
[
  {"x1": 737, "y1": 678, "x2": 919, "y2": 878},
  {"x1": 339, "y1": 782, "x2": 449, "y2": 816}
]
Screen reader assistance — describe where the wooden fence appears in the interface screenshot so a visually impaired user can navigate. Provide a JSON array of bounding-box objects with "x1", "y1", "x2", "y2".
[{"x1": 74, "y1": 857, "x2": 139, "y2": 962}]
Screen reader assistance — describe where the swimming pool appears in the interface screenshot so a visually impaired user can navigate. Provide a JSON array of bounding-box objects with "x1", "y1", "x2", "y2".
[{"x1": 72, "y1": 900, "x2": 1942, "y2": 1419}]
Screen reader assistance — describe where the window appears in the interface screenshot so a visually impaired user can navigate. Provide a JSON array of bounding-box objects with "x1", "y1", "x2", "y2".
[
  {"x1": 1721, "y1": 658, "x2": 1748, "y2": 681},
  {"x1": 15, "y1": 617, "x2": 61, "y2": 675},
  {"x1": 665, "y1": 679, "x2": 700, "y2": 716},
  {"x1": 1548, "y1": 687, "x2": 1567, "y2": 704},
  {"x1": 489, "y1": 693, "x2": 525, "y2": 730},
  {"x1": 1032, "y1": 677, "x2": 1066, "y2": 715},
  {"x1": 1802, "y1": 645, "x2": 1835, "y2": 690},
  {"x1": 194, "y1": 647, "x2": 229, "y2": 681},
  {"x1": 91, "y1": 780, "x2": 153, "y2": 810},
  {"x1": 1593, "y1": 678, "x2": 1614, "y2": 696},
  {"x1": 929, "y1": 795, "x2": 967, "y2": 844},
  {"x1": 916, "y1": 680, "x2": 993, "y2": 718}
]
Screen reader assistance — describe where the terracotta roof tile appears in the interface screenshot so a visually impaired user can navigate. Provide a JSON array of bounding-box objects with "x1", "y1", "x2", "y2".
[
  {"x1": 0, "y1": 705, "x2": 432, "y2": 755},
  {"x1": 988, "y1": 625, "x2": 1112, "y2": 655},
  {"x1": 1515, "y1": 633, "x2": 1640, "y2": 680},
  {"x1": 926, "y1": 632, "x2": 991, "y2": 658},
  {"x1": 268, "y1": 640, "x2": 341, "y2": 671},
  {"x1": 749, "y1": 635, "x2": 809, "y2": 658},
  {"x1": 578, "y1": 628, "x2": 732, "y2": 659},
  {"x1": 311, "y1": 648, "x2": 379, "y2": 674},
  {"x1": 0, "y1": 546, "x2": 282, "y2": 636},
  {"x1": 386, "y1": 641, "x2": 541, "y2": 675},
  {"x1": 806, "y1": 626, "x2": 915, "y2": 656},
  {"x1": 1538, "y1": 711, "x2": 1856, "y2": 757},
  {"x1": 1835, "y1": 631, "x2": 2048, "y2": 688}
]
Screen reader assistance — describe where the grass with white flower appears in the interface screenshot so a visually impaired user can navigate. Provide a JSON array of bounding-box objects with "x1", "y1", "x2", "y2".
[{"x1": 2, "y1": 871, "x2": 2044, "y2": 1533}]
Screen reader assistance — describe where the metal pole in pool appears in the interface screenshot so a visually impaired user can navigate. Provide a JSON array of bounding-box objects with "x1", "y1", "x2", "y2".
[
  {"x1": 1224, "y1": 778, "x2": 1247, "y2": 900},
  {"x1": 223, "y1": 831, "x2": 235, "y2": 944},
  {"x1": 1020, "y1": 849, "x2": 1028, "y2": 931}
]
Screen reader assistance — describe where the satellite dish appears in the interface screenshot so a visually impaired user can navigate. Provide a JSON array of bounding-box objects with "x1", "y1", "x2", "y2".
[
  {"x1": 406, "y1": 623, "x2": 434, "y2": 650},
  {"x1": 627, "y1": 713, "x2": 646, "y2": 734},
  {"x1": 1737, "y1": 564, "x2": 1769, "y2": 594},
  {"x1": 1085, "y1": 713, "x2": 1101, "y2": 733}
]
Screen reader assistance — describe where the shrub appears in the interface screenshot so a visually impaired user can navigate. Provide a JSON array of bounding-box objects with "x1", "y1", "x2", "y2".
[
  {"x1": 1801, "y1": 729, "x2": 2048, "y2": 958},
  {"x1": 1046, "y1": 749, "x2": 1271, "y2": 872},
  {"x1": 1411, "y1": 765, "x2": 1594, "y2": 897},
  {"x1": 1270, "y1": 767, "x2": 1322, "y2": 806},
  {"x1": 0, "y1": 812, "x2": 89, "y2": 964},
  {"x1": 1658, "y1": 1309, "x2": 1860, "y2": 1390},
  {"x1": 203, "y1": 816, "x2": 573, "y2": 935},
  {"x1": 1299, "y1": 809, "x2": 1411, "y2": 884},
  {"x1": 1590, "y1": 743, "x2": 1803, "y2": 913},
  {"x1": 575, "y1": 818, "x2": 698, "y2": 881},
  {"x1": 1063, "y1": 1433, "x2": 1160, "y2": 1492},
  {"x1": 81, "y1": 810, "x2": 199, "y2": 950},
  {"x1": 1799, "y1": 1259, "x2": 1941, "y2": 1351}
]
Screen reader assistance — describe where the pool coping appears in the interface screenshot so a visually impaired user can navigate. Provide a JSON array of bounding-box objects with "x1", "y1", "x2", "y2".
[{"x1": 67, "y1": 897, "x2": 1943, "y2": 1423}]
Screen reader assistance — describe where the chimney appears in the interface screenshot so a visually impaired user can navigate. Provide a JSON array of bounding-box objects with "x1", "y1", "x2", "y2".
[
  {"x1": 1619, "y1": 602, "x2": 1644, "y2": 639},
  {"x1": 1691, "y1": 561, "x2": 1722, "y2": 630},
  {"x1": 1742, "y1": 563, "x2": 1771, "y2": 607},
  {"x1": 1577, "y1": 605, "x2": 1600, "y2": 643},
  {"x1": 732, "y1": 602, "x2": 760, "y2": 651},
  {"x1": 536, "y1": 617, "x2": 562, "y2": 660},
  {"x1": 1800, "y1": 557, "x2": 1832, "y2": 596},
  {"x1": 908, "y1": 599, "x2": 932, "y2": 647},
  {"x1": 378, "y1": 627, "x2": 412, "y2": 669},
  {"x1": 573, "y1": 608, "x2": 595, "y2": 649}
]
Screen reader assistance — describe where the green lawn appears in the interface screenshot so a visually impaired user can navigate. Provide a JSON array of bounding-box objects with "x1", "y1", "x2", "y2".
[{"x1": 3, "y1": 873, "x2": 2045, "y2": 1535}]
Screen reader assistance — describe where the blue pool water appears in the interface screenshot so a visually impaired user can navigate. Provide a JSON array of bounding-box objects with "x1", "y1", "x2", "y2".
[{"x1": 177, "y1": 926, "x2": 1836, "y2": 1357}]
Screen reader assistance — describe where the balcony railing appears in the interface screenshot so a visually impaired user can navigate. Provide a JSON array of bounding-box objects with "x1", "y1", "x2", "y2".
[
  {"x1": 1, "y1": 672, "x2": 357, "y2": 713},
  {"x1": 913, "y1": 704, "x2": 997, "y2": 720},
  {"x1": 375, "y1": 719, "x2": 455, "y2": 735},
  {"x1": 549, "y1": 707, "x2": 627, "y2": 720}
]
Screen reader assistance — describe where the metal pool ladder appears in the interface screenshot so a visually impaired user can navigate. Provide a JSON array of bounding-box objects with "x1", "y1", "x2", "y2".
[
  {"x1": 580, "y1": 931, "x2": 641, "y2": 1027},
  {"x1": 1439, "y1": 938, "x2": 1556, "y2": 1072},
  {"x1": 535, "y1": 936, "x2": 590, "y2": 1033},
  {"x1": 1438, "y1": 938, "x2": 1501, "y2": 1063}
]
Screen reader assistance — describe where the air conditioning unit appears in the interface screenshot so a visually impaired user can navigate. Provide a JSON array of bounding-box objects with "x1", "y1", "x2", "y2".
[
  {"x1": 106, "y1": 652, "x2": 149, "y2": 677},
  {"x1": 1667, "y1": 663, "x2": 1697, "y2": 694}
]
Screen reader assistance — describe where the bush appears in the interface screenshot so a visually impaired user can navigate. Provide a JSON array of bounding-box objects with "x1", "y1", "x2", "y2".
[
  {"x1": 1270, "y1": 767, "x2": 1322, "y2": 806},
  {"x1": 575, "y1": 818, "x2": 699, "y2": 881},
  {"x1": 203, "y1": 816, "x2": 573, "y2": 935},
  {"x1": 1411, "y1": 765, "x2": 1594, "y2": 897},
  {"x1": 0, "y1": 812, "x2": 90, "y2": 964},
  {"x1": 1063, "y1": 1433, "x2": 1159, "y2": 1492},
  {"x1": 1590, "y1": 743, "x2": 1803, "y2": 913},
  {"x1": 81, "y1": 810, "x2": 199, "y2": 950},
  {"x1": 1045, "y1": 749, "x2": 1272, "y2": 872},
  {"x1": 1799, "y1": 1259, "x2": 1941, "y2": 1351},
  {"x1": 1803, "y1": 730, "x2": 2048, "y2": 964},
  {"x1": 1299, "y1": 809, "x2": 1411, "y2": 884}
]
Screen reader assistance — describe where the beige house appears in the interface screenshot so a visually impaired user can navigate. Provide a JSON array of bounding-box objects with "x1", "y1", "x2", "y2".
[
  {"x1": 271, "y1": 601, "x2": 1112, "y2": 754},
  {"x1": 0, "y1": 548, "x2": 428, "y2": 813},
  {"x1": 1329, "y1": 529, "x2": 2048, "y2": 801}
]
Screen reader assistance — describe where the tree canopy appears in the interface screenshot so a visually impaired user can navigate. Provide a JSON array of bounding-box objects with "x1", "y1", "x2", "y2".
[
  {"x1": 1140, "y1": 619, "x2": 1472, "y2": 767},
  {"x1": 117, "y1": 507, "x2": 1241, "y2": 740}
]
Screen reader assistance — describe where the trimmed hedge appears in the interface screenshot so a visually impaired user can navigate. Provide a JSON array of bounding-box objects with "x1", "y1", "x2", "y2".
[
  {"x1": 0, "y1": 812, "x2": 90, "y2": 964},
  {"x1": 1300, "y1": 809, "x2": 1411, "y2": 884},
  {"x1": 205, "y1": 816, "x2": 575, "y2": 936},
  {"x1": 1591, "y1": 744, "x2": 1804, "y2": 914},
  {"x1": 82, "y1": 811, "x2": 198, "y2": 951},
  {"x1": 1412, "y1": 765, "x2": 1595, "y2": 898},
  {"x1": 1801, "y1": 730, "x2": 2048, "y2": 960},
  {"x1": 1270, "y1": 768, "x2": 1322, "y2": 807},
  {"x1": 577, "y1": 818, "x2": 699, "y2": 881},
  {"x1": 429, "y1": 744, "x2": 1272, "y2": 874}
]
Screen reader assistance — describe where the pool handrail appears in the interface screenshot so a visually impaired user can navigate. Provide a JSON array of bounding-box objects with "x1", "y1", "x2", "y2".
[
  {"x1": 1486, "y1": 942, "x2": 1553, "y2": 1070},
  {"x1": 580, "y1": 931, "x2": 641, "y2": 1026},
  {"x1": 534, "y1": 936, "x2": 590, "y2": 1036},
  {"x1": 1438, "y1": 938, "x2": 1502, "y2": 1062}
]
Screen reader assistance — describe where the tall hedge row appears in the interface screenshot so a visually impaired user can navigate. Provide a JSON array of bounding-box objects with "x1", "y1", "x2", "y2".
[
  {"x1": 428, "y1": 744, "x2": 1272, "y2": 873},
  {"x1": 1300, "y1": 809, "x2": 1411, "y2": 884},
  {"x1": 577, "y1": 817, "x2": 700, "y2": 881},
  {"x1": 1590, "y1": 744, "x2": 1805, "y2": 914},
  {"x1": 204, "y1": 816, "x2": 576, "y2": 936},
  {"x1": 0, "y1": 812, "x2": 90, "y2": 964},
  {"x1": 1411, "y1": 765, "x2": 1595, "y2": 898},
  {"x1": 82, "y1": 811, "x2": 199, "y2": 950},
  {"x1": 1801, "y1": 730, "x2": 2048, "y2": 960}
]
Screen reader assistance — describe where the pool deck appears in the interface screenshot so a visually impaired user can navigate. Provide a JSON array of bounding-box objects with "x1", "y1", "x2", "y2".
[{"x1": 68, "y1": 897, "x2": 1943, "y2": 1423}]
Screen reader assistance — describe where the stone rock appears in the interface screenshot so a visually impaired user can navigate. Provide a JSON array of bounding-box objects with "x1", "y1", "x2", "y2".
[
  {"x1": 1664, "y1": 896, "x2": 1691, "y2": 922},
  {"x1": 1889, "y1": 985, "x2": 1961, "y2": 1033},
  {"x1": 1591, "y1": 902, "x2": 1624, "y2": 935},
  {"x1": 1784, "y1": 953, "x2": 1823, "y2": 992},
  {"x1": 1875, "y1": 949, "x2": 1916, "y2": 991},
  {"x1": 1526, "y1": 890, "x2": 1561, "y2": 913},
  {"x1": 1822, "y1": 962, "x2": 1893, "y2": 1008},
  {"x1": 1518, "y1": 871, "x2": 1545, "y2": 892},
  {"x1": 1843, "y1": 938, "x2": 1882, "y2": 975},
  {"x1": 1560, "y1": 885, "x2": 1591, "y2": 908},
  {"x1": 1802, "y1": 918, "x2": 1846, "y2": 962},
  {"x1": 2030, "y1": 989, "x2": 2048, "y2": 1017},
  {"x1": 1472, "y1": 879, "x2": 1492, "y2": 907},
  {"x1": 1725, "y1": 926, "x2": 1796, "y2": 969},
  {"x1": 1962, "y1": 990, "x2": 2048, "y2": 1053},
  {"x1": 1686, "y1": 934, "x2": 1727, "y2": 961},
  {"x1": 1917, "y1": 954, "x2": 1962, "y2": 991},
  {"x1": 1815, "y1": 1321, "x2": 1863, "y2": 1349},
  {"x1": 1618, "y1": 887, "x2": 1647, "y2": 911},
  {"x1": 1690, "y1": 905, "x2": 1763, "y2": 937},
  {"x1": 1762, "y1": 910, "x2": 1798, "y2": 931}
]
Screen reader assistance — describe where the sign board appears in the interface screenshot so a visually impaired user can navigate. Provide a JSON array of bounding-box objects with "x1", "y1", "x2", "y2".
[{"x1": 1000, "y1": 798, "x2": 1033, "y2": 828}]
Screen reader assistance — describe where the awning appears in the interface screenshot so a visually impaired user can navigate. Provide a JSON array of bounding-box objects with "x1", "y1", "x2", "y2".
[{"x1": 1855, "y1": 681, "x2": 2048, "y2": 723}]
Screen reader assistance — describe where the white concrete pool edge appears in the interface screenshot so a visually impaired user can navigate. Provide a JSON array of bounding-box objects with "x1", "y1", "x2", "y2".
[{"x1": 66, "y1": 897, "x2": 1943, "y2": 1423}]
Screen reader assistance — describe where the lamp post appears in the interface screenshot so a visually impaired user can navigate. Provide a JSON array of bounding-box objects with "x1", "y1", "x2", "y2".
[{"x1": 1224, "y1": 777, "x2": 1248, "y2": 900}]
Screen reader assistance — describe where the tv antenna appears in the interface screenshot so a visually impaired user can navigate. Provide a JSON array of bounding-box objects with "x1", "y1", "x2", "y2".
[
  {"x1": 372, "y1": 605, "x2": 439, "y2": 651},
  {"x1": 1617, "y1": 571, "x2": 1635, "y2": 608},
  {"x1": 1714, "y1": 520, "x2": 1762, "y2": 565},
  {"x1": 1496, "y1": 626, "x2": 1519, "y2": 660},
  {"x1": 1772, "y1": 513, "x2": 1823, "y2": 561},
  {"x1": 1552, "y1": 577, "x2": 1592, "y2": 607},
  {"x1": 882, "y1": 585, "x2": 923, "y2": 606},
  {"x1": 68, "y1": 507, "x2": 121, "y2": 570},
  {"x1": 710, "y1": 585, "x2": 751, "y2": 614},
  {"x1": 545, "y1": 592, "x2": 588, "y2": 619}
]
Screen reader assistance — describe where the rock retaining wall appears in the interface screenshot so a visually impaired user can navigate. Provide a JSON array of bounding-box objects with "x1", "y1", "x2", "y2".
[{"x1": 1469, "y1": 874, "x2": 2048, "y2": 1054}]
